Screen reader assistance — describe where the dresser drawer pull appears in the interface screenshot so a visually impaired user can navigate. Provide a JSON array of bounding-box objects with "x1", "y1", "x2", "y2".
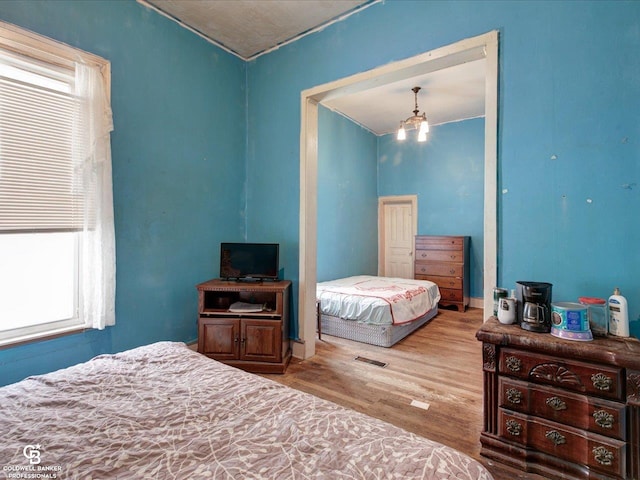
[
  {"x1": 449, "y1": 268, "x2": 455, "y2": 274},
  {"x1": 591, "y1": 373, "x2": 613, "y2": 391},
  {"x1": 592, "y1": 446, "x2": 614, "y2": 466},
  {"x1": 545, "y1": 430, "x2": 566, "y2": 446},
  {"x1": 505, "y1": 356, "x2": 522, "y2": 372},
  {"x1": 506, "y1": 388, "x2": 522, "y2": 404},
  {"x1": 545, "y1": 396, "x2": 567, "y2": 411},
  {"x1": 593, "y1": 410, "x2": 614, "y2": 429},
  {"x1": 506, "y1": 419, "x2": 522, "y2": 436},
  {"x1": 530, "y1": 364, "x2": 581, "y2": 388}
]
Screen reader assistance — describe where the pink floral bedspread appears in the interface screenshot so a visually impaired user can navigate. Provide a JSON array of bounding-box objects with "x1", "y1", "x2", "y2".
[
  {"x1": 0, "y1": 342, "x2": 491, "y2": 479},
  {"x1": 317, "y1": 276, "x2": 441, "y2": 325}
]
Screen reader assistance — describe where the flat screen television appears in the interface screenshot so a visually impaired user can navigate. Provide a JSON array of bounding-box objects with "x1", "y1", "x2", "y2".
[{"x1": 219, "y1": 242, "x2": 279, "y2": 281}]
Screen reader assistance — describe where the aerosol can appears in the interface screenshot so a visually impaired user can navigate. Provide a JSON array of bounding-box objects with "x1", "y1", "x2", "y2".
[{"x1": 608, "y1": 287, "x2": 629, "y2": 337}]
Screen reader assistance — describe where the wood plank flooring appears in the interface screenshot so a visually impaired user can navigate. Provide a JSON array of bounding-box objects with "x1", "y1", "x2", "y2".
[{"x1": 260, "y1": 308, "x2": 547, "y2": 480}]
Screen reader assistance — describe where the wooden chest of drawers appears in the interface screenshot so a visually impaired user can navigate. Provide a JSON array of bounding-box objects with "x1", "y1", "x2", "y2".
[
  {"x1": 477, "y1": 318, "x2": 640, "y2": 480},
  {"x1": 414, "y1": 235, "x2": 469, "y2": 312}
]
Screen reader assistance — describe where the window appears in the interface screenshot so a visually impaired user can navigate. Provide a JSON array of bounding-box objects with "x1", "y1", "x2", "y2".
[{"x1": 0, "y1": 21, "x2": 115, "y2": 346}]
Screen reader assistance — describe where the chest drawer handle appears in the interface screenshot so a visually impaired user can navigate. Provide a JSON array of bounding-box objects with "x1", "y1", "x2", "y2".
[
  {"x1": 506, "y1": 388, "x2": 522, "y2": 404},
  {"x1": 545, "y1": 430, "x2": 566, "y2": 446},
  {"x1": 591, "y1": 373, "x2": 613, "y2": 391},
  {"x1": 593, "y1": 410, "x2": 615, "y2": 429},
  {"x1": 545, "y1": 396, "x2": 567, "y2": 411},
  {"x1": 505, "y1": 356, "x2": 522, "y2": 372},
  {"x1": 593, "y1": 446, "x2": 614, "y2": 466},
  {"x1": 506, "y1": 419, "x2": 522, "y2": 436}
]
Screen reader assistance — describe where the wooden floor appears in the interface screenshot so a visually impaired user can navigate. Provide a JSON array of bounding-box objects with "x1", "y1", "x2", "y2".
[{"x1": 260, "y1": 307, "x2": 546, "y2": 480}]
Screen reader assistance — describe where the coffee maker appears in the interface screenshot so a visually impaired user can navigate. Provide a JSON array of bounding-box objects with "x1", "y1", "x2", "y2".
[{"x1": 516, "y1": 281, "x2": 553, "y2": 333}]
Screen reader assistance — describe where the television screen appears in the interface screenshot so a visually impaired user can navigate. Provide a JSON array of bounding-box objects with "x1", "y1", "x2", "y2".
[{"x1": 220, "y1": 243, "x2": 279, "y2": 281}]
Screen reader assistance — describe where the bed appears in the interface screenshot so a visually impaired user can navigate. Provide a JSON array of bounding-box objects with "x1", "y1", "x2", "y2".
[
  {"x1": 0, "y1": 341, "x2": 492, "y2": 479},
  {"x1": 317, "y1": 275, "x2": 441, "y2": 347}
]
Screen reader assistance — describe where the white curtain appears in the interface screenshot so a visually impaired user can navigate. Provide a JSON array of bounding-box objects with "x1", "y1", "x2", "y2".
[{"x1": 75, "y1": 62, "x2": 116, "y2": 330}]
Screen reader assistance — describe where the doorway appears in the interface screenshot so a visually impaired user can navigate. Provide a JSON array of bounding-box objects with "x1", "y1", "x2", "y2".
[
  {"x1": 378, "y1": 195, "x2": 417, "y2": 279},
  {"x1": 297, "y1": 31, "x2": 499, "y2": 359}
]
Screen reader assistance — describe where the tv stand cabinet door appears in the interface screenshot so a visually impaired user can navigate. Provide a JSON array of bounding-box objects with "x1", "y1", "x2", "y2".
[
  {"x1": 198, "y1": 318, "x2": 240, "y2": 360},
  {"x1": 241, "y1": 319, "x2": 282, "y2": 363}
]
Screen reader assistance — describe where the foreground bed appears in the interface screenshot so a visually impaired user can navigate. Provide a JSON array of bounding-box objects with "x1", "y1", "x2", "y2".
[
  {"x1": 0, "y1": 342, "x2": 492, "y2": 479},
  {"x1": 317, "y1": 275, "x2": 441, "y2": 347}
]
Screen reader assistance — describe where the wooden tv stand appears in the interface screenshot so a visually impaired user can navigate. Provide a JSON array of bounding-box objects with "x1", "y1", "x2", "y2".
[
  {"x1": 196, "y1": 279, "x2": 291, "y2": 374},
  {"x1": 476, "y1": 318, "x2": 640, "y2": 480}
]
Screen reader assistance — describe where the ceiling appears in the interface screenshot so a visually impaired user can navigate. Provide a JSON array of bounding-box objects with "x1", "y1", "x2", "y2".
[
  {"x1": 140, "y1": 0, "x2": 485, "y2": 136},
  {"x1": 323, "y1": 60, "x2": 485, "y2": 135},
  {"x1": 142, "y1": 0, "x2": 373, "y2": 60}
]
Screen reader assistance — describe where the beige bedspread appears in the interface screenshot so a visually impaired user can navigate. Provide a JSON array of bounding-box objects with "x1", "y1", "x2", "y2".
[{"x1": 0, "y1": 342, "x2": 492, "y2": 479}]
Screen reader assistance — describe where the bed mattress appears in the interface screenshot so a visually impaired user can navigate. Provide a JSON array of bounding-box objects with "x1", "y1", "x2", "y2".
[
  {"x1": 0, "y1": 342, "x2": 492, "y2": 479},
  {"x1": 320, "y1": 307, "x2": 438, "y2": 347},
  {"x1": 316, "y1": 275, "x2": 440, "y2": 325}
]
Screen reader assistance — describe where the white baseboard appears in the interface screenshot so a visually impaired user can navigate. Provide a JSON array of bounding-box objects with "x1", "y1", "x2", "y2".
[{"x1": 469, "y1": 297, "x2": 483, "y2": 309}]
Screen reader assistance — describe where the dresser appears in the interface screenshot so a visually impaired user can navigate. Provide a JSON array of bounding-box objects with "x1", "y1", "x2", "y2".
[
  {"x1": 414, "y1": 235, "x2": 469, "y2": 312},
  {"x1": 476, "y1": 318, "x2": 640, "y2": 480}
]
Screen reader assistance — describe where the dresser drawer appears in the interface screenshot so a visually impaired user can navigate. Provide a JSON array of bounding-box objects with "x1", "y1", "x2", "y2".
[
  {"x1": 439, "y1": 288, "x2": 463, "y2": 302},
  {"x1": 415, "y1": 249, "x2": 464, "y2": 262},
  {"x1": 415, "y1": 275, "x2": 462, "y2": 290},
  {"x1": 499, "y1": 410, "x2": 626, "y2": 478},
  {"x1": 499, "y1": 377, "x2": 626, "y2": 440},
  {"x1": 499, "y1": 349, "x2": 624, "y2": 400},
  {"x1": 415, "y1": 236, "x2": 463, "y2": 250},
  {"x1": 414, "y1": 263, "x2": 463, "y2": 277}
]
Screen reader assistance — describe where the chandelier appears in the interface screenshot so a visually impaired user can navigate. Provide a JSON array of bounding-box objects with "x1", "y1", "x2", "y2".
[{"x1": 396, "y1": 86, "x2": 429, "y2": 142}]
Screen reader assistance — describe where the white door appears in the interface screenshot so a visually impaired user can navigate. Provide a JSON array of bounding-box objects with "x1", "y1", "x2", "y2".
[{"x1": 379, "y1": 196, "x2": 417, "y2": 278}]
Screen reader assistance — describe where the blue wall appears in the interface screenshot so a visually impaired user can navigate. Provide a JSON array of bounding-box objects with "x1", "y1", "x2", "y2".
[
  {"x1": 246, "y1": 0, "x2": 640, "y2": 337},
  {"x1": 317, "y1": 107, "x2": 378, "y2": 282},
  {"x1": 316, "y1": 110, "x2": 483, "y2": 298},
  {"x1": 0, "y1": 0, "x2": 246, "y2": 386},
  {"x1": 378, "y1": 118, "x2": 485, "y2": 298}
]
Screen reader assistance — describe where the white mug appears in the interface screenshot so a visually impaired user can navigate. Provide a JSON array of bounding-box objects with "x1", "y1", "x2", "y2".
[{"x1": 498, "y1": 297, "x2": 517, "y2": 324}]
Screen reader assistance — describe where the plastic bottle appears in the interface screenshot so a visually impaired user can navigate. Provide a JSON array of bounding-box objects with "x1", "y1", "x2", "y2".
[{"x1": 608, "y1": 287, "x2": 629, "y2": 337}]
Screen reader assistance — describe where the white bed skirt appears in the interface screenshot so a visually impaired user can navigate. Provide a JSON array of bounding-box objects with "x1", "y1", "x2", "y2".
[{"x1": 320, "y1": 307, "x2": 438, "y2": 347}]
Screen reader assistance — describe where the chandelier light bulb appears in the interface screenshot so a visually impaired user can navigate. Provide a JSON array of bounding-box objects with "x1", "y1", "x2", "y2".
[
  {"x1": 397, "y1": 123, "x2": 406, "y2": 141},
  {"x1": 419, "y1": 119, "x2": 429, "y2": 135},
  {"x1": 417, "y1": 130, "x2": 427, "y2": 142}
]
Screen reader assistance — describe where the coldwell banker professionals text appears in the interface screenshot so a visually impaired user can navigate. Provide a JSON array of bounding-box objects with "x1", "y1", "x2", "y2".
[
  {"x1": 3, "y1": 445, "x2": 62, "y2": 478},
  {"x1": 2, "y1": 465, "x2": 61, "y2": 479}
]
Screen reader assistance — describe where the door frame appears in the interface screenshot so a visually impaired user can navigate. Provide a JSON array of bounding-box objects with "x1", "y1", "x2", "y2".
[
  {"x1": 378, "y1": 195, "x2": 418, "y2": 277},
  {"x1": 297, "y1": 31, "x2": 499, "y2": 360}
]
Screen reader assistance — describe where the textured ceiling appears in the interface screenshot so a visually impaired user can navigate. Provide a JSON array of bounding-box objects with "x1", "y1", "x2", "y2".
[
  {"x1": 139, "y1": 0, "x2": 486, "y2": 134},
  {"x1": 142, "y1": 0, "x2": 372, "y2": 59}
]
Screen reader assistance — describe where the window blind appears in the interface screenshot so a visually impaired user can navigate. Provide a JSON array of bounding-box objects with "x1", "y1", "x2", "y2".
[{"x1": 0, "y1": 50, "x2": 86, "y2": 233}]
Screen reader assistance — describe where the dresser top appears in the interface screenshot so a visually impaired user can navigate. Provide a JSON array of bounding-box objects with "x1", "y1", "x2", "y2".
[{"x1": 477, "y1": 317, "x2": 640, "y2": 369}]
